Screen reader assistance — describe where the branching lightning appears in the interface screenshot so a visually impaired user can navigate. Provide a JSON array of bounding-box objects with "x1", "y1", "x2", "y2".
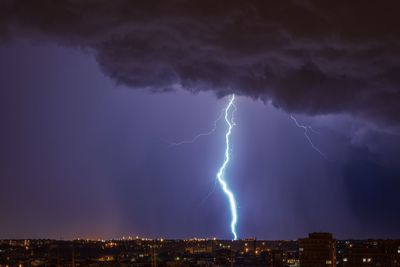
[
  {"x1": 216, "y1": 94, "x2": 238, "y2": 240},
  {"x1": 290, "y1": 115, "x2": 328, "y2": 160},
  {"x1": 169, "y1": 109, "x2": 224, "y2": 147}
]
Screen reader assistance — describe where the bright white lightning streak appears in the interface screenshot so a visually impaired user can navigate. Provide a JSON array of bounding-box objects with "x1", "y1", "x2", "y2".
[
  {"x1": 216, "y1": 94, "x2": 238, "y2": 240},
  {"x1": 290, "y1": 115, "x2": 328, "y2": 160},
  {"x1": 169, "y1": 110, "x2": 224, "y2": 147}
]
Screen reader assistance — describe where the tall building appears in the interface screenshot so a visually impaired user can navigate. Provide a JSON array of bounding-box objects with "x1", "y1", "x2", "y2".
[{"x1": 299, "y1": 233, "x2": 336, "y2": 267}]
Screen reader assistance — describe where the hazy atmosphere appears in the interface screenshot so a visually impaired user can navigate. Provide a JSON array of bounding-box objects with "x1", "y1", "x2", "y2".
[{"x1": 1, "y1": 1, "x2": 400, "y2": 240}]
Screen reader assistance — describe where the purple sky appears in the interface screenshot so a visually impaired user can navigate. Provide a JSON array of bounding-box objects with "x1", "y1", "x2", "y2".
[
  {"x1": 1, "y1": 41, "x2": 399, "y2": 240},
  {"x1": 1, "y1": 1, "x2": 400, "y2": 240}
]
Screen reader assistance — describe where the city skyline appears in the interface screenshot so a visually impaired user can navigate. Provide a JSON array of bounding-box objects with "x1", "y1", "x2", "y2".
[{"x1": 1, "y1": 233, "x2": 400, "y2": 266}]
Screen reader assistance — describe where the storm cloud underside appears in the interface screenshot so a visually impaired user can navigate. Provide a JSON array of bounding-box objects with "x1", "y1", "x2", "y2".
[{"x1": 1, "y1": 0, "x2": 400, "y2": 125}]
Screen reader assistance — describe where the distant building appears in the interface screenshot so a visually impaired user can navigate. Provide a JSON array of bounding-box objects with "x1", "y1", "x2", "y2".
[
  {"x1": 342, "y1": 247, "x2": 391, "y2": 267},
  {"x1": 185, "y1": 241, "x2": 213, "y2": 254},
  {"x1": 299, "y1": 233, "x2": 336, "y2": 267},
  {"x1": 341, "y1": 240, "x2": 400, "y2": 267}
]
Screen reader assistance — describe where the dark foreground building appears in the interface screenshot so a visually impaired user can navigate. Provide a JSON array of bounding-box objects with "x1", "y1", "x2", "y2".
[
  {"x1": 1, "y1": 234, "x2": 400, "y2": 267},
  {"x1": 339, "y1": 240, "x2": 400, "y2": 267},
  {"x1": 299, "y1": 233, "x2": 336, "y2": 267}
]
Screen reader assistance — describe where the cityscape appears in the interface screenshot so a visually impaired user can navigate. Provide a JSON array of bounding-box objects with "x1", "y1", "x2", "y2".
[
  {"x1": 1, "y1": 233, "x2": 400, "y2": 267},
  {"x1": 1, "y1": 1, "x2": 400, "y2": 267}
]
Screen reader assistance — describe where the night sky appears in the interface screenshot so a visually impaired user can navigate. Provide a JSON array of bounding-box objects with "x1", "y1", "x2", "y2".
[{"x1": 1, "y1": 1, "x2": 400, "y2": 240}]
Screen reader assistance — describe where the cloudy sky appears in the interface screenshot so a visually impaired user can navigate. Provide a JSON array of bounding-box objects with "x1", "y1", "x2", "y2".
[{"x1": 0, "y1": 0, "x2": 400, "y2": 240}]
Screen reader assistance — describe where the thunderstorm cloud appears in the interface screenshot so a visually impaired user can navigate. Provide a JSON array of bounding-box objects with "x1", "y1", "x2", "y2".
[{"x1": 1, "y1": 0, "x2": 400, "y2": 125}]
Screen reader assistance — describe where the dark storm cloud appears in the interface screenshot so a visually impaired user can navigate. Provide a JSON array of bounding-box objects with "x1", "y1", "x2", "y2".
[{"x1": 2, "y1": 0, "x2": 400, "y2": 124}]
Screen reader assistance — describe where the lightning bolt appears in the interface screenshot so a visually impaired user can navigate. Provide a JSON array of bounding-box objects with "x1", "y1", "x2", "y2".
[
  {"x1": 169, "y1": 94, "x2": 239, "y2": 240},
  {"x1": 290, "y1": 115, "x2": 328, "y2": 160},
  {"x1": 216, "y1": 94, "x2": 238, "y2": 240},
  {"x1": 169, "y1": 109, "x2": 224, "y2": 147}
]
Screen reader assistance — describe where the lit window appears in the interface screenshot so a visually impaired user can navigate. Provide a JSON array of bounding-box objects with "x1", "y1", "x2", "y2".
[
  {"x1": 326, "y1": 260, "x2": 332, "y2": 264},
  {"x1": 343, "y1": 258, "x2": 348, "y2": 262},
  {"x1": 363, "y1": 258, "x2": 366, "y2": 262}
]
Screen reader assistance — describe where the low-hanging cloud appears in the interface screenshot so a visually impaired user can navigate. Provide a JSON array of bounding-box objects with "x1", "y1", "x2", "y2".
[{"x1": 1, "y1": 0, "x2": 400, "y2": 125}]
